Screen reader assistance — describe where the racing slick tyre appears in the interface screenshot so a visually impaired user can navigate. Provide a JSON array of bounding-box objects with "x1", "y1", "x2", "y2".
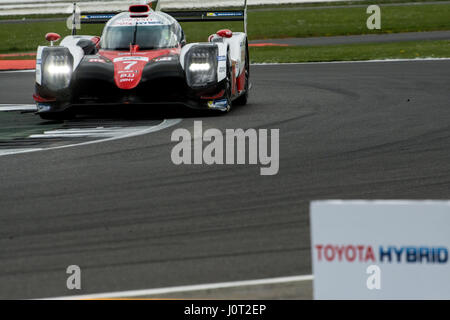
[
  {"x1": 223, "y1": 50, "x2": 233, "y2": 112},
  {"x1": 234, "y1": 41, "x2": 249, "y2": 106}
]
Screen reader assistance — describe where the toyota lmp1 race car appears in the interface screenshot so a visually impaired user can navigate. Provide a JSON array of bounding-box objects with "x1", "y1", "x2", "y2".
[{"x1": 33, "y1": 1, "x2": 250, "y2": 120}]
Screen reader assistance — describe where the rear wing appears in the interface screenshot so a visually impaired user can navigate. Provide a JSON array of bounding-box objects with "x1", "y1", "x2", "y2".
[
  {"x1": 166, "y1": 10, "x2": 244, "y2": 22},
  {"x1": 80, "y1": 14, "x2": 115, "y2": 24},
  {"x1": 80, "y1": 11, "x2": 243, "y2": 23},
  {"x1": 76, "y1": 0, "x2": 248, "y2": 34}
]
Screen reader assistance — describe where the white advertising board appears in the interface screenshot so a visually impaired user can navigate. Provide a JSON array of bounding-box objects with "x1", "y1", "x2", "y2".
[{"x1": 310, "y1": 200, "x2": 450, "y2": 299}]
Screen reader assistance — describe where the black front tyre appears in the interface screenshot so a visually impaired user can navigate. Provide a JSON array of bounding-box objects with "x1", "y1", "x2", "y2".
[{"x1": 223, "y1": 50, "x2": 233, "y2": 112}]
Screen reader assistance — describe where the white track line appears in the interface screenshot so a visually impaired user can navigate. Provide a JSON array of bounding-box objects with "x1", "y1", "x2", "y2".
[
  {"x1": 0, "y1": 69, "x2": 34, "y2": 73},
  {"x1": 0, "y1": 148, "x2": 42, "y2": 156},
  {"x1": 0, "y1": 104, "x2": 36, "y2": 111},
  {"x1": 0, "y1": 118, "x2": 182, "y2": 157},
  {"x1": 44, "y1": 274, "x2": 314, "y2": 300},
  {"x1": 252, "y1": 57, "x2": 450, "y2": 65}
]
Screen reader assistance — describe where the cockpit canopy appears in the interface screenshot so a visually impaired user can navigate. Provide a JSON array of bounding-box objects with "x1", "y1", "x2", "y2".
[{"x1": 100, "y1": 12, "x2": 183, "y2": 50}]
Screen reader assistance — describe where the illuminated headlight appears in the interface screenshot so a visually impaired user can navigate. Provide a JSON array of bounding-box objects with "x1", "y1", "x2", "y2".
[
  {"x1": 47, "y1": 64, "x2": 71, "y2": 75},
  {"x1": 42, "y1": 52, "x2": 73, "y2": 91},
  {"x1": 189, "y1": 63, "x2": 211, "y2": 72},
  {"x1": 185, "y1": 46, "x2": 218, "y2": 88}
]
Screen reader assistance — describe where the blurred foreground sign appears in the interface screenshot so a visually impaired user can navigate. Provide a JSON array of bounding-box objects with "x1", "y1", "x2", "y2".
[{"x1": 310, "y1": 201, "x2": 450, "y2": 299}]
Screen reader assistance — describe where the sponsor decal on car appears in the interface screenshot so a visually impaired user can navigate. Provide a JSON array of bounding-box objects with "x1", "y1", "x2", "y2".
[
  {"x1": 207, "y1": 99, "x2": 229, "y2": 111},
  {"x1": 112, "y1": 18, "x2": 163, "y2": 26},
  {"x1": 36, "y1": 103, "x2": 52, "y2": 112},
  {"x1": 154, "y1": 56, "x2": 175, "y2": 62},
  {"x1": 88, "y1": 58, "x2": 106, "y2": 63},
  {"x1": 120, "y1": 73, "x2": 135, "y2": 78},
  {"x1": 113, "y1": 56, "x2": 149, "y2": 62}
]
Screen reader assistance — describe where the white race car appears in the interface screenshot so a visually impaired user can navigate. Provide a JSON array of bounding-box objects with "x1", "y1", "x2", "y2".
[{"x1": 34, "y1": 0, "x2": 250, "y2": 120}]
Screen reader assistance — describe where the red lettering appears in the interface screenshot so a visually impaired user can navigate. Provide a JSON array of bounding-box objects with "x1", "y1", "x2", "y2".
[
  {"x1": 324, "y1": 245, "x2": 335, "y2": 261},
  {"x1": 345, "y1": 245, "x2": 356, "y2": 262},
  {"x1": 335, "y1": 245, "x2": 345, "y2": 261},
  {"x1": 357, "y1": 245, "x2": 365, "y2": 261},
  {"x1": 316, "y1": 245, "x2": 323, "y2": 261},
  {"x1": 317, "y1": 244, "x2": 376, "y2": 263},
  {"x1": 365, "y1": 245, "x2": 376, "y2": 262}
]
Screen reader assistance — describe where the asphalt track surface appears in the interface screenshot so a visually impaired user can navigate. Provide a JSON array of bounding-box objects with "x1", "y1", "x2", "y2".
[{"x1": 0, "y1": 60, "x2": 450, "y2": 299}]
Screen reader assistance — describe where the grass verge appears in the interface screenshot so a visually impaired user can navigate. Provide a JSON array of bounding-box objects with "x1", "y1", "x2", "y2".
[
  {"x1": 249, "y1": 40, "x2": 450, "y2": 63},
  {"x1": 2, "y1": 40, "x2": 448, "y2": 64},
  {"x1": 247, "y1": 0, "x2": 450, "y2": 9}
]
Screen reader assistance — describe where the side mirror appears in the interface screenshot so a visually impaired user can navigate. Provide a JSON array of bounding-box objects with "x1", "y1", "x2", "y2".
[
  {"x1": 45, "y1": 33, "x2": 61, "y2": 46},
  {"x1": 216, "y1": 29, "x2": 233, "y2": 38}
]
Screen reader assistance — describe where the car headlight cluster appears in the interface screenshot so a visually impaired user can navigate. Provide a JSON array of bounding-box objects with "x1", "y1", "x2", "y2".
[
  {"x1": 189, "y1": 62, "x2": 211, "y2": 72},
  {"x1": 185, "y1": 46, "x2": 217, "y2": 88},
  {"x1": 42, "y1": 50, "x2": 73, "y2": 91}
]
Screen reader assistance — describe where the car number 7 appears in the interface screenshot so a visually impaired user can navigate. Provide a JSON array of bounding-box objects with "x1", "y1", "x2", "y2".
[{"x1": 123, "y1": 61, "x2": 138, "y2": 70}]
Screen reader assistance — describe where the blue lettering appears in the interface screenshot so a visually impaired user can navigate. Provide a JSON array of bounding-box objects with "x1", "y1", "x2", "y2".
[
  {"x1": 438, "y1": 247, "x2": 448, "y2": 263},
  {"x1": 393, "y1": 246, "x2": 404, "y2": 262},
  {"x1": 379, "y1": 245, "x2": 447, "y2": 264},
  {"x1": 406, "y1": 247, "x2": 417, "y2": 263},
  {"x1": 379, "y1": 246, "x2": 392, "y2": 263},
  {"x1": 419, "y1": 247, "x2": 430, "y2": 263}
]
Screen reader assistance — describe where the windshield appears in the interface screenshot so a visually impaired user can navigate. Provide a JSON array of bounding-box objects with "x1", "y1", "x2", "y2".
[{"x1": 100, "y1": 24, "x2": 180, "y2": 50}]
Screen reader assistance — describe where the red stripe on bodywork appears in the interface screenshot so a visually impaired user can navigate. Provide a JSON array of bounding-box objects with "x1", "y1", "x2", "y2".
[
  {"x1": 201, "y1": 90, "x2": 225, "y2": 100},
  {"x1": 99, "y1": 47, "x2": 180, "y2": 90},
  {"x1": 237, "y1": 66, "x2": 246, "y2": 92},
  {"x1": 91, "y1": 36, "x2": 101, "y2": 49},
  {"x1": 231, "y1": 62, "x2": 237, "y2": 95},
  {"x1": 33, "y1": 94, "x2": 56, "y2": 103}
]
